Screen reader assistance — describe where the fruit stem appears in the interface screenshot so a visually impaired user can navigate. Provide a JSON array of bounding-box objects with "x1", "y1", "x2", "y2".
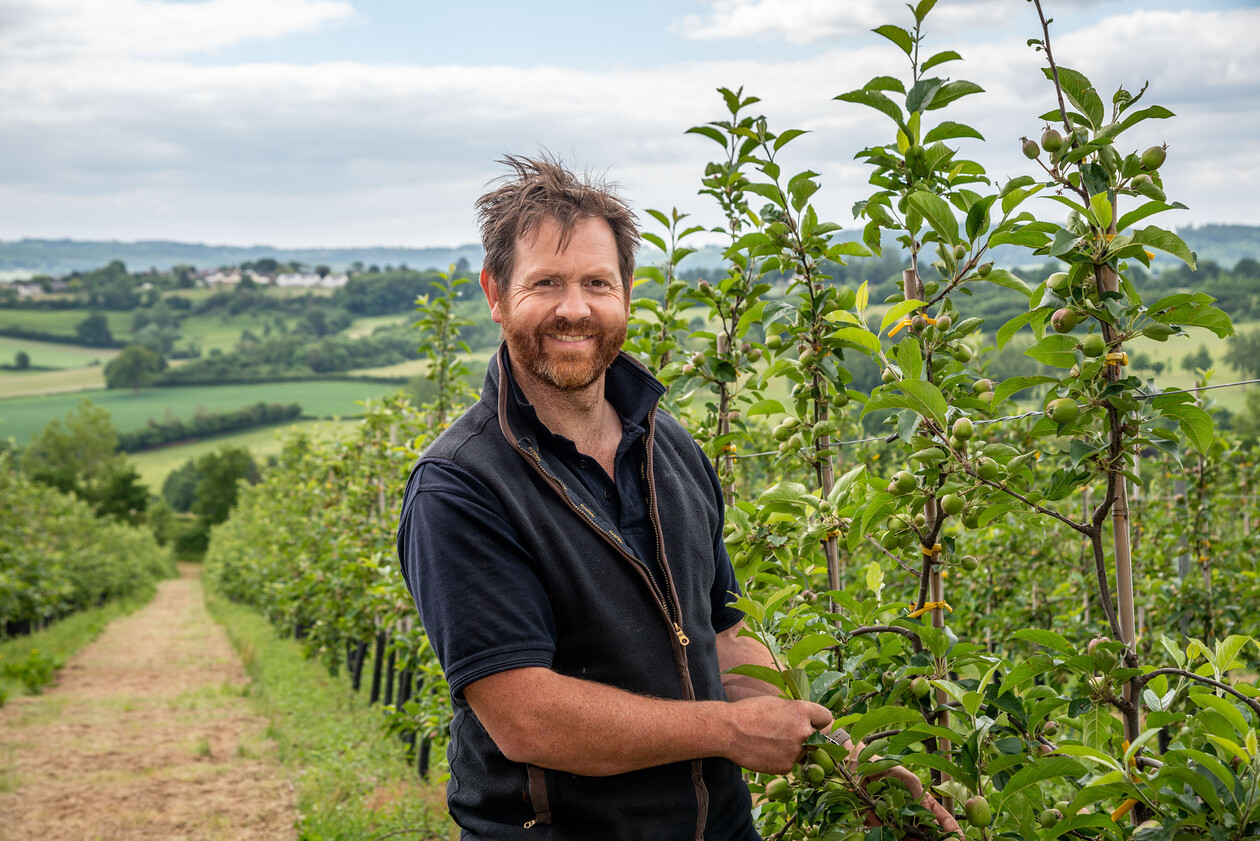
[{"x1": 1030, "y1": 0, "x2": 1089, "y2": 204}]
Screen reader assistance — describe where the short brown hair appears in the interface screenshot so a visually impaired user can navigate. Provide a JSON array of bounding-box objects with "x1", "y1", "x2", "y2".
[{"x1": 476, "y1": 154, "x2": 639, "y2": 294}]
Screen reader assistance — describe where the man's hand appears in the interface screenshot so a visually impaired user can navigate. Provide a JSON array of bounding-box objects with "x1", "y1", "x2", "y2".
[
  {"x1": 866, "y1": 764, "x2": 962, "y2": 834},
  {"x1": 723, "y1": 695, "x2": 833, "y2": 774},
  {"x1": 464, "y1": 667, "x2": 832, "y2": 777}
]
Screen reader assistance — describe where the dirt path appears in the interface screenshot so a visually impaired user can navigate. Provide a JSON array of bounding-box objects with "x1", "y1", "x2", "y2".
[{"x1": 0, "y1": 564, "x2": 297, "y2": 841}]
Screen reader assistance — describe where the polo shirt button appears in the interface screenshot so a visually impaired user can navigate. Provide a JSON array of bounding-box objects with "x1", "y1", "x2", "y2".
[
  {"x1": 604, "y1": 490, "x2": 613, "y2": 501},
  {"x1": 579, "y1": 459, "x2": 587, "y2": 469}
]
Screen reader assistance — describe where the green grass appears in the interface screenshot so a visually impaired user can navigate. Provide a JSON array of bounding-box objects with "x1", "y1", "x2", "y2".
[
  {"x1": 129, "y1": 419, "x2": 358, "y2": 491},
  {"x1": 0, "y1": 584, "x2": 161, "y2": 702},
  {"x1": 175, "y1": 312, "x2": 298, "y2": 354},
  {"x1": 1115, "y1": 320, "x2": 1256, "y2": 414},
  {"x1": 0, "y1": 365, "x2": 108, "y2": 400},
  {"x1": 344, "y1": 314, "x2": 412, "y2": 339},
  {"x1": 0, "y1": 380, "x2": 403, "y2": 446},
  {"x1": 0, "y1": 335, "x2": 119, "y2": 370},
  {"x1": 0, "y1": 309, "x2": 133, "y2": 340},
  {"x1": 204, "y1": 583, "x2": 456, "y2": 841},
  {"x1": 350, "y1": 349, "x2": 490, "y2": 380}
]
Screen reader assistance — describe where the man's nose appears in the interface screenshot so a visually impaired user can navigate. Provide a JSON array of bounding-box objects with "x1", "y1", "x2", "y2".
[{"x1": 554, "y1": 282, "x2": 592, "y2": 321}]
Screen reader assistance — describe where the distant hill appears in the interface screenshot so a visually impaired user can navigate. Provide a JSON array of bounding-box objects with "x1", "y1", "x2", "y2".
[
  {"x1": 0, "y1": 239, "x2": 486, "y2": 277},
  {"x1": 1, "y1": 223, "x2": 1256, "y2": 277}
]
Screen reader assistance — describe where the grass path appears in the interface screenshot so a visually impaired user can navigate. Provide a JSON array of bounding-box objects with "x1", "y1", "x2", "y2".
[{"x1": 0, "y1": 564, "x2": 298, "y2": 840}]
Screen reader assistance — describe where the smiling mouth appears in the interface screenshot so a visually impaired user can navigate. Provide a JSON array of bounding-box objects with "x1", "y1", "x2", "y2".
[{"x1": 548, "y1": 334, "x2": 593, "y2": 343}]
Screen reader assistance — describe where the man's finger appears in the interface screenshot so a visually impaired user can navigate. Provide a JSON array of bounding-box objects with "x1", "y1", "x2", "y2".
[{"x1": 805, "y1": 702, "x2": 833, "y2": 731}]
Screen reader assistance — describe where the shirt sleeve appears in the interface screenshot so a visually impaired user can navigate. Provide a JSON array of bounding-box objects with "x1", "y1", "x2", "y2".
[
  {"x1": 396, "y1": 459, "x2": 557, "y2": 698},
  {"x1": 699, "y1": 444, "x2": 744, "y2": 634}
]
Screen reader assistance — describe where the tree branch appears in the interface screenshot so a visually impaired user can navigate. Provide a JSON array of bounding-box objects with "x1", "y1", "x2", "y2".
[
  {"x1": 1135, "y1": 669, "x2": 1260, "y2": 719},
  {"x1": 1089, "y1": 528, "x2": 1124, "y2": 641},
  {"x1": 963, "y1": 465, "x2": 1091, "y2": 534},
  {"x1": 845, "y1": 625, "x2": 924, "y2": 654},
  {"x1": 1030, "y1": 0, "x2": 1089, "y2": 203},
  {"x1": 864, "y1": 535, "x2": 920, "y2": 575}
]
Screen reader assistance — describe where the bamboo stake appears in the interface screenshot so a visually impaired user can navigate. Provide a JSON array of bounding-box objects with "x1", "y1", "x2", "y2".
[{"x1": 904, "y1": 264, "x2": 951, "y2": 811}]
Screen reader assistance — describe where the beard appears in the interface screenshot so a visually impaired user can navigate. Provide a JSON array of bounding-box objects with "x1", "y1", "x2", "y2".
[{"x1": 501, "y1": 310, "x2": 627, "y2": 392}]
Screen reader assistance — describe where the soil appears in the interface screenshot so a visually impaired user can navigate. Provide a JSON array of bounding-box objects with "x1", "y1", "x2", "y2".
[{"x1": 0, "y1": 564, "x2": 298, "y2": 841}]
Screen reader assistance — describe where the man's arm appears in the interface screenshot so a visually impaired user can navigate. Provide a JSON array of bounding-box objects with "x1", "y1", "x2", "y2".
[
  {"x1": 714, "y1": 619, "x2": 961, "y2": 834},
  {"x1": 716, "y1": 618, "x2": 796, "y2": 701},
  {"x1": 463, "y1": 666, "x2": 832, "y2": 777}
]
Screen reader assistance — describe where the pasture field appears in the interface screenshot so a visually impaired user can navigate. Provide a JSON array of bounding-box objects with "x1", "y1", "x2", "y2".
[
  {"x1": 349, "y1": 348, "x2": 490, "y2": 380},
  {"x1": 0, "y1": 334, "x2": 117, "y2": 369},
  {"x1": 343, "y1": 314, "x2": 410, "y2": 338},
  {"x1": 129, "y1": 418, "x2": 358, "y2": 491},
  {"x1": 984, "y1": 316, "x2": 1258, "y2": 414},
  {"x1": 174, "y1": 311, "x2": 298, "y2": 353},
  {"x1": 0, "y1": 308, "x2": 133, "y2": 340},
  {"x1": 0, "y1": 366, "x2": 107, "y2": 399},
  {"x1": 0, "y1": 379, "x2": 404, "y2": 446}
]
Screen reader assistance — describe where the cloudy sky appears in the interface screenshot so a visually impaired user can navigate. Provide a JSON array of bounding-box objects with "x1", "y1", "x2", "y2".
[{"x1": 1, "y1": 0, "x2": 1257, "y2": 249}]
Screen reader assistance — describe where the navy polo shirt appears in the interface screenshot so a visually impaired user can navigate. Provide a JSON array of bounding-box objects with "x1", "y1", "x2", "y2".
[{"x1": 397, "y1": 350, "x2": 744, "y2": 699}]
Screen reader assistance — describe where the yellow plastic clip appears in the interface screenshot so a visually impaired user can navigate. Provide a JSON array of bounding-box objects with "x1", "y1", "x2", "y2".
[
  {"x1": 824, "y1": 530, "x2": 840, "y2": 540},
  {"x1": 921, "y1": 543, "x2": 943, "y2": 557},
  {"x1": 1105, "y1": 351, "x2": 1129, "y2": 367},
  {"x1": 721, "y1": 443, "x2": 738, "y2": 454},
  {"x1": 1110, "y1": 798, "x2": 1139, "y2": 822},
  {"x1": 888, "y1": 314, "x2": 937, "y2": 336},
  {"x1": 907, "y1": 600, "x2": 953, "y2": 619}
]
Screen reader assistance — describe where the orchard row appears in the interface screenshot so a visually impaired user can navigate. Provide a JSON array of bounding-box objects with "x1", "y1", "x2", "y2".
[{"x1": 208, "y1": 2, "x2": 1257, "y2": 838}]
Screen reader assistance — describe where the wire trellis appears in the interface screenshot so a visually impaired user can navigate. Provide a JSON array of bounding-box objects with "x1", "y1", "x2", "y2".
[{"x1": 727, "y1": 378, "x2": 1260, "y2": 460}]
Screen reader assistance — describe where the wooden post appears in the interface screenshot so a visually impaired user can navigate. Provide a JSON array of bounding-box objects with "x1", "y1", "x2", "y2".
[
  {"x1": 370, "y1": 631, "x2": 387, "y2": 705},
  {"x1": 1175, "y1": 479, "x2": 1190, "y2": 637},
  {"x1": 1100, "y1": 251, "x2": 1140, "y2": 782}
]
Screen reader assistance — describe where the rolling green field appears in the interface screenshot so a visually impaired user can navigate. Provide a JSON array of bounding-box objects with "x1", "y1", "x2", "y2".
[
  {"x1": 129, "y1": 418, "x2": 360, "y2": 491},
  {"x1": 0, "y1": 365, "x2": 107, "y2": 398},
  {"x1": 0, "y1": 380, "x2": 405, "y2": 446},
  {"x1": 175, "y1": 312, "x2": 297, "y2": 353},
  {"x1": 343, "y1": 314, "x2": 410, "y2": 338},
  {"x1": 985, "y1": 317, "x2": 1258, "y2": 414},
  {"x1": 0, "y1": 307, "x2": 411, "y2": 356},
  {"x1": 0, "y1": 308, "x2": 134, "y2": 339},
  {"x1": 349, "y1": 348, "x2": 490, "y2": 379},
  {"x1": 0, "y1": 334, "x2": 118, "y2": 369}
]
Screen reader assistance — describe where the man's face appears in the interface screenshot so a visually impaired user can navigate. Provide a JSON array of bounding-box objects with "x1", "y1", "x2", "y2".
[{"x1": 482, "y1": 216, "x2": 630, "y2": 392}]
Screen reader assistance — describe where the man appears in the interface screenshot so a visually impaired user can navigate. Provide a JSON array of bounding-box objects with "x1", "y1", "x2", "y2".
[{"x1": 396, "y1": 155, "x2": 958, "y2": 840}]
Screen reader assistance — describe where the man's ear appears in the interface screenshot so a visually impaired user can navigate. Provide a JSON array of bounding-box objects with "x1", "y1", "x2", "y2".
[{"x1": 480, "y1": 269, "x2": 503, "y2": 325}]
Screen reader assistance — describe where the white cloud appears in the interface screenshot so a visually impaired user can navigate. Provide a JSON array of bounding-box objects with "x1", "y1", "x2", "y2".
[
  {"x1": 670, "y1": 0, "x2": 1025, "y2": 44},
  {"x1": 0, "y1": 0, "x2": 354, "y2": 60},
  {"x1": 0, "y1": 3, "x2": 1256, "y2": 247}
]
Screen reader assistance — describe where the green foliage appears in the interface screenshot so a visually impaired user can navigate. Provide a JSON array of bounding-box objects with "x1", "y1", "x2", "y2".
[
  {"x1": 74, "y1": 311, "x2": 114, "y2": 346},
  {"x1": 153, "y1": 324, "x2": 420, "y2": 384},
  {"x1": 0, "y1": 452, "x2": 172, "y2": 636},
  {"x1": 191, "y1": 446, "x2": 259, "y2": 526},
  {"x1": 195, "y1": 4, "x2": 1260, "y2": 838},
  {"x1": 19, "y1": 399, "x2": 150, "y2": 522},
  {"x1": 1225, "y1": 329, "x2": 1260, "y2": 379},
  {"x1": 104, "y1": 343, "x2": 166, "y2": 391},
  {"x1": 412, "y1": 267, "x2": 476, "y2": 427},
  {"x1": 0, "y1": 648, "x2": 60, "y2": 694},
  {"x1": 1180, "y1": 344, "x2": 1213, "y2": 373},
  {"x1": 204, "y1": 394, "x2": 451, "y2": 763},
  {"x1": 116, "y1": 401, "x2": 301, "y2": 452}
]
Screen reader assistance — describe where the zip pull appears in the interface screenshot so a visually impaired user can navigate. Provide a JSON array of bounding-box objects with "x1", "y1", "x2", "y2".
[
  {"x1": 673, "y1": 623, "x2": 690, "y2": 646},
  {"x1": 523, "y1": 820, "x2": 537, "y2": 829}
]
